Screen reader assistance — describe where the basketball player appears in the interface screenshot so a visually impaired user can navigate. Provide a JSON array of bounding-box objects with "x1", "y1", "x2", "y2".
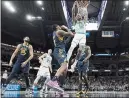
[
  {"x1": 65, "y1": 0, "x2": 89, "y2": 64},
  {"x1": 65, "y1": 14, "x2": 86, "y2": 64},
  {"x1": 2, "y1": 37, "x2": 33, "y2": 93},
  {"x1": 72, "y1": 0, "x2": 90, "y2": 24},
  {"x1": 46, "y1": 24, "x2": 74, "y2": 92},
  {"x1": 70, "y1": 45, "x2": 91, "y2": 92},
  {"x1": 33, "y1": 49, "x2": 52, "y2": 93}
]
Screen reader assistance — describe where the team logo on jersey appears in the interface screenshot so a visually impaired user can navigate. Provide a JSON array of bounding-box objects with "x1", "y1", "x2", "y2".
[
  {"x1": 58, "y1": 36, "x2": 64, "y2": 41},
  {"x1": 20, "y1": 48, "x2": 27, "y2": 55}
]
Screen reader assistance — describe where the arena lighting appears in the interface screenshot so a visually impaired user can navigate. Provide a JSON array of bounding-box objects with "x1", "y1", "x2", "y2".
[
  {"x1": 104, "y1": 70, "x2": 111, "y2": 72},
  {"x1": 123, "y1": 8, "x2": 126, "y2": 11},
  {"x1": 36, "y1": 1, "x2": 43, "y2": 6},
  {"x1": 41, "y1": 7, "x2": 44, "y2": 10},
  {"x1": 126, "y1": 17, "x2": 129, "y2": 20},
  {"x1": 92, "y1": 70, "x2": 98, "y2": 72},
  {"x1": 4, "y1": 1, "x2": 16, "y2": 13},
  {"x1": 119, "y1": 69, "x2": 124, "y2": 71},
  {"x1": 125, "y1": 68, "x2": 129, "y2": 71},
  {"x1": 36, "y1": 16, "x2": 42, "y2": 20},
  {"x1": 31, "y1": 16, "x2": 36, "y2": 20},
  {"x1": 95, "y1": 54, "x2": 111, "y2": 56},
  {"x1": 26, "y1": 14, "x2": 34, "y2": 21},
  {"x1": 125, "y1": 1, "x2": 129, "y2": 6}
]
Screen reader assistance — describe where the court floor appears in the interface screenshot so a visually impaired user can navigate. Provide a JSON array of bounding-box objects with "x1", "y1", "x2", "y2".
[{"x1": 2, "y1": 91, "x2": 129, "y2": 97}]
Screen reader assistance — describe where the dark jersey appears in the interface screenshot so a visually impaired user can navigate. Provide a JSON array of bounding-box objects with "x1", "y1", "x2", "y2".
[
  {"x1": 16, "y1": 44, "x2": 30, "y2": 63},
  {"x1": 53, "y1": 31, "x2": 65, "y2": 49}
]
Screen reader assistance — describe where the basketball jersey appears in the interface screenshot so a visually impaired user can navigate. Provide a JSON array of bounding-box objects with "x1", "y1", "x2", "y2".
[
  {"x1": 53, "y1": 31, "x2": 65, "y2": 49},
  {"x1": 17, "y1": 44, "x2": 30, "y2": 63},
  {"x1": 41, "y1": 54, "x2": 52, "y2": 67},
  {"x1": 73, "y1": 20, "x2": 86, "y2": 34}
]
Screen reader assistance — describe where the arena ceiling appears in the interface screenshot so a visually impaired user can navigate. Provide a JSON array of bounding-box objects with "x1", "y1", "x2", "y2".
[{"x1": 1, "y1": 0, "x2": 129, "y2": 53}]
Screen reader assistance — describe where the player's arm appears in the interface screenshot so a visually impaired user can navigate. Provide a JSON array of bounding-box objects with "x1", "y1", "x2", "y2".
[
  {"x1": 56, "y1": 26, "x2": 74, "y2": 37},
  {"x1": 9, "y1": 44, "x2": 21, "y2": 66},
  {"x1": 83, "y1": 46, "x2": 91, "y2": 62},
  {"x1": 49, "y1": 57, "x2": 53, "y2": 73},
  {"x1": 72, "y1": 1, "x2": 77, "y2": 23},
  {"x1": 38, "y1": 53, "x2": 47, "y2": 63},
  {"x1": 24, "y1": 45, "x2": 34, "y2": 64},
  {"x1": 84, "y1": 0, "x2": 90, "y2": 7}
]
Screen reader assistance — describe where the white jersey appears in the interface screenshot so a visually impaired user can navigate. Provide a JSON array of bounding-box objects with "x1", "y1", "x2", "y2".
[
  {"x1": 2, "y1": 73, "x2": 8, "y2": 79},
  {"x1": 40, "y1": 54, "x2": 52, "y2": 68},
  {"x1": 73, "y1": 20, "x2": 86, "y2": 34},
  {"x1": 37, "y1": 54, "x2": 52, "y2": 76}
]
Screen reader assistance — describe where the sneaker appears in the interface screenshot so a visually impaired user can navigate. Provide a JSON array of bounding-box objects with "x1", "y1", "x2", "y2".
[
  {"x1": 40, "y1": 88, "x2": 45, "y2": 93},
  {"x1": 46, "y1": 80, "x2": 64, "y2": 92},
  {"x1": 25, "y1": 88, "x2": 31, "y2": 95}
]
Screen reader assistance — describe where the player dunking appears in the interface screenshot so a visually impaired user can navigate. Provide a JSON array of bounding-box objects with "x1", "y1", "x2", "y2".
[
  {"x1": 72, "y1": 0, "x2": 90, "y2": 24},
  {"x1": 33, "y1": 49, "x2": 52, "y2": 93},
  {"x1": 2, "y1": 37, "x2": 33, "y2": 94},
  {"x1": 46, "y1": 24, "x2": 74, "y2": 92},
  {"x1": 65, "y1": 0, "x2": 90, "y2": 64},
  {"x1": 70, "y1": 45, "x2": 91, "y2": 93}
]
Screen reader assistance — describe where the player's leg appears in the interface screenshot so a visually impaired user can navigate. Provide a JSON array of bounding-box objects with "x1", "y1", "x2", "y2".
[
  {"x1": 79, "y1": 34, "x2": 86, "y2": 50},
  {"x1": 41, "y1": 73, "x2": 51, "y2": 93},
  {"x1": 82, "y1": 73, "x2": 89, "y2": 91},
  {"x1": 5, "y1": 62, "x2": 21, "y2": 85},
  {"x1": 73, "y1": 34, "x2": 86, "y2": 68},
  {"x1": 51, "y1": 48, "x2": 67, "y2": 81},
  {"x1": 82, "y1": 61, "x2": 89, "y2": 91},
  {"x1": 46, "y1": 49, "x2": 67, "y2": 92},
  {"x1": 78, "y1": 72, "x2": 83, "y2": 91},
  {"x1": 70, "y1": 48, "x2": 82, "y2": 72},
  {"x1": 4, "y1": 72, "x2": 16, "y2": 87},
  {"x1": 23, "y1": 73, "x2": 30, "y2": 91},
  {"x1": 33, "y1": 73, "x2": 41, "y2": 88},
  {"x1": 65, "y1": 34, "x2": 79, "y2": 62},
  {"x1": 2, "y1": 63, "x2": 20, "y2": 94},
  {"x1": 77, "y1": 61, "x2": 83, "y2": 92},
  {"x1": 58, "y1": 71, "x2": 67, "y2": 89},
  {"x1": 22, "y1": 63, "x2": 31, "y2": 93}
]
